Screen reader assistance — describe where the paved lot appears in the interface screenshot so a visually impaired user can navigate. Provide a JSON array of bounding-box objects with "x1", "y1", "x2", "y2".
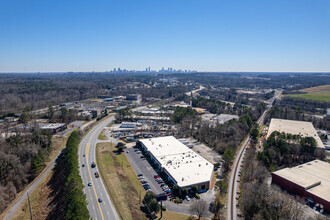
[
  {"x1": 185, "y1": 137, "x2": 222, "y2": 165},
  {"x1": 125, "y1": 147, "x2": 163, "y2": 195}
]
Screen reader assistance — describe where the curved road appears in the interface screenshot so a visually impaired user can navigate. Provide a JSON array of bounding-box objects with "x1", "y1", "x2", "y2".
[
  {"x1": 79, "y1": 116, "x2": 120, "y2": 220},
  {"x1": 227, "y1": 91, "x2": 280, "y2": 220}
]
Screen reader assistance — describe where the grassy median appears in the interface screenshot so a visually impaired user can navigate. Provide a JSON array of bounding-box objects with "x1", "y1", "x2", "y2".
[
  {"x1": 96, "y1": 142, "x2": 146, "y2": 220},
  {"x1": 97, "y1": 130, "x2": 108, "y2": 140}
]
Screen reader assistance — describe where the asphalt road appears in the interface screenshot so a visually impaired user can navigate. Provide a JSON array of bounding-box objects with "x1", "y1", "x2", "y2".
[
  {"x1": 79, "y1": 116, "x2": 120, "y2": 220},
  {"x1": 227, "y1": 92, "x2": 280, "y2": 220}
]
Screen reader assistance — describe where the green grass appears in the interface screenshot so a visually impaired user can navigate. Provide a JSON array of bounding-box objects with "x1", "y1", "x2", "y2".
[
  {"x1": 97, "y1": 130, "x2": 107, "y2": 140},
  {"x1": 285, "y1": 92, "x2": 330, "y2": 102},
  {"x1": 96, "y1": 143, "x2": 146, "y2": 220}
]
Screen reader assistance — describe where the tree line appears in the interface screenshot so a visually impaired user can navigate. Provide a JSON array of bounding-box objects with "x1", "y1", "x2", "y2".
[
  {"x1": 0, "y1": 129, "x2": 52, "y2": 214},
  {"x1": 258, "y1": 131, "x2": 326, "y2": 171},
  {"x1": 61, "y1": 131, "x2": 89, "y2": 219}
]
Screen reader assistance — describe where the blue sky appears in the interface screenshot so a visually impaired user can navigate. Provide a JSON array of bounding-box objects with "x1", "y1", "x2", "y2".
[{"x1": 0, "y1": 0, "x2": 329, "y2": 72}]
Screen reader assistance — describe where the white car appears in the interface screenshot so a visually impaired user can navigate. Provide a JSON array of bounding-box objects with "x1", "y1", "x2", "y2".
[{"x1": 186, "y1": 195, "x2": 190, "y2": 201}]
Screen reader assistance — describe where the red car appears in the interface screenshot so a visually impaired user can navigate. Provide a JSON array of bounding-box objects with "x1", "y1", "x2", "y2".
[{"x1": 154, "y1": 175, "x2": 160, "y2": 179}]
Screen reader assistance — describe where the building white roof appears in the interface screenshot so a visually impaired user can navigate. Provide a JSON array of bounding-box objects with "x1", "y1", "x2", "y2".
[
  {"x1": 39, "y1": 123, "x2": 66, "y2": 129},
  {"x1": 273, "y1": 160, "x2": 330, "y2": 202},
  {"x1": 140, "y1": 136, "x2": 213, "y2": 188},
  {"x1": 267, "y1": 118, "x2": 324, "y2": 148}
]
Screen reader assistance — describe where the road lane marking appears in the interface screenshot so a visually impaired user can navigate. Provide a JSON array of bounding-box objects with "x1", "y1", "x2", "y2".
[{"x1": 86, "y1": 143, "x2": 105, "y2": 220}]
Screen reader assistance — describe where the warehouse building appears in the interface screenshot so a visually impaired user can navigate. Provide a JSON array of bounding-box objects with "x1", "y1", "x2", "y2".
[
  {"x1": 139, "y1": 136, "x2": 213, "y2": 191},
  {"x1": 267, "y1": 118, "x2": 324, "y2": 148},
  {"x1": 272, "y1": 160, "x2": 330, "y2": 212}
]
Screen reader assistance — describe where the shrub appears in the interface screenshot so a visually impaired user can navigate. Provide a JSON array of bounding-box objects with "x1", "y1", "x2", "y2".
[{"x1": 195, "y1": 193, "x2": 200, "y2": 199}]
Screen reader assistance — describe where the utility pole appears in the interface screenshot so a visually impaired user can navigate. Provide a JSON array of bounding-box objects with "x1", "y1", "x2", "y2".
[
  {"x1": 27, "y1": 192, "x2": 33, "y2": 220},
  {"x1": 160, "y1": 200, "x2": 163, "y2": 220}
]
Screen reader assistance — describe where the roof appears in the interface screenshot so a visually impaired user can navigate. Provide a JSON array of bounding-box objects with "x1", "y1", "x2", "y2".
[
  {"x1": 267, "y1": 118, "x2": 324, "y2": 148},
  {"x1": 39, "y1": 123, "x2": 66, "y2": 129},
  {"x1": 273, "y1": 160, "x2": 330, "y2": 202},
  {"x1": 140, "y1": 136, "x2": 213, "y2": 188}
]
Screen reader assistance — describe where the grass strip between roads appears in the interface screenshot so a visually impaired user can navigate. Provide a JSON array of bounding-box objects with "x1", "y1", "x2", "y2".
[
  {"x1": 97, "y1": 129, "x2": 108, "y2": 140},
  {"x1": 96, "y1": 142, "x2": 146, "y2": 220}
]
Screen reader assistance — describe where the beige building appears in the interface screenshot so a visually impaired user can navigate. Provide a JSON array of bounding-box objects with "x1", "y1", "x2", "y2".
[{"x1": 267, "y1": 118, "x2": 324, "y2": 148}]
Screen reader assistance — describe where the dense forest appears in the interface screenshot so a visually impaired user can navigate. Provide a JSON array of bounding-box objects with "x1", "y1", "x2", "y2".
[
  {"x1": 0, "y1": 130, "x2": 53, "y2": 213},
  {"x1": 1, "y1": 72, "x2": 329, "y2": 116}
]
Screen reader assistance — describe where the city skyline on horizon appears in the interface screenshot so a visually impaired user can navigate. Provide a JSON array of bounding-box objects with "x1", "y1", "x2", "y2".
[{"x1": 1, "y1": 0, "x2": 330, "y2": 73}]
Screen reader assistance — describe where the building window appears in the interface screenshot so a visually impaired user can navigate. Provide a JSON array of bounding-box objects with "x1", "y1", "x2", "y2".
[{"x1": 201, "y1": 185, "x2": 206, "y2": 190}]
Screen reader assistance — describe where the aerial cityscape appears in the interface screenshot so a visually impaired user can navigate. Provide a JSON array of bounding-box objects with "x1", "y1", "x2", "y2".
[{"x1": 0, "y1": 1, "x2": 329, "y2": 220}]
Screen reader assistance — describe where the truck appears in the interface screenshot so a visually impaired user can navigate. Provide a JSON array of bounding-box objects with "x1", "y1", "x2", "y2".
[
  {"x1": 94, "y1": 171, "x2": 100, "y2": 178},
  {"x1": 91, "y1": 162, "x2": 96, "y2": 168}
]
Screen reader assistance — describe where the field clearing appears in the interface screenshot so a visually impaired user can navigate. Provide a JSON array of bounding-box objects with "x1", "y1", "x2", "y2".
[
  {"x1": 285, "y1": 92, "x2": 330, "y2": 102},
  {"x1": 96, "y1": 142, "x2": 147, "y2": 220},
  {"x1": 300, "y1": 85, "x2": 330, "y2": 93},
  {"x1": 283, "y1": 85, "x2": 330, "y2": 102}
]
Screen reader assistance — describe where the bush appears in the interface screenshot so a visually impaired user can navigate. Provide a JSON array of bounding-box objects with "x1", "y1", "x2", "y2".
[
  {"x1": 195, "y1": 193, "x2": 200, "y2": 199},
  {"x1": 174, "y1": 198, "x2": 183, "y2": 204},
  {"x1": 162, "y1": 206, "x2": 166, "y2": 211}
]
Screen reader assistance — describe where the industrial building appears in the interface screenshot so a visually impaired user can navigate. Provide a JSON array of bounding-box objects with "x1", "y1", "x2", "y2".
[
  {"x1": 38, "y1": 123, "x2": 67, "y2": 134},
  {"x1": 139, "y1": 136, "x2": 213, "y2": 191},
  {"x1": 267, "y1": 118, "x2": 324, "y2": 148},
  {"x1": 272, "y1": 160, "x2": 330, "y2": 212}
]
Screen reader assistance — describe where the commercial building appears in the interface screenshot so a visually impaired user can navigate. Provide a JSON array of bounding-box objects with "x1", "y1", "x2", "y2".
[
  {"x1": 267, "y1": 118, "x2": 324, "y2": 148},
  {"x1": 272, "y1": 160, "x2": 330, "y2": 212},
  {"x1": 139, "y1": 136, "x2": 213, "y2": 191},
  {"x1": 38, "y1": 123, "x2": 67, "y2": 134}
]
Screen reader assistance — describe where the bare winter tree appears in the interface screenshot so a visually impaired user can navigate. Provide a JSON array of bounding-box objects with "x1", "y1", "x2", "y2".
[{"x1": 190, "y1": 199, "x2": 208, "y2": 220}]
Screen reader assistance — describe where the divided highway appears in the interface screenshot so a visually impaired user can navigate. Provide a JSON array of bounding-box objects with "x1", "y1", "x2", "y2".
[
  {"x1": 227, "y1": 92, "x2": 280, "y2": 220},
  {"x1": 79, "y1": 116, "x2": 120, "y2": 220}
]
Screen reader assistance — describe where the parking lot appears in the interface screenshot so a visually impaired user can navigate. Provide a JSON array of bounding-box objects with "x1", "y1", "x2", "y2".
[{"x1": 124, "y1": 146, "x2": 164, "y2": 195}]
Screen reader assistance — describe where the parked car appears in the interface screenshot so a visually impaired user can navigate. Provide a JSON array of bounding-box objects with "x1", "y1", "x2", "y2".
[
  {"x1": 186, "y1": 195, "x2": 190, "y2": 201},
  {"x1": 140, "y1": 156, "x2": 145, "y2": 159},
  {"x1": 137, "y1": 151, "x2": 141, "y2": 154},
  {"x1": 138, "y1": 174, "x2": 143, "y2": 177},
  {"x1": 141, "y1": 180, "x2": 147, "y2": 184},
  {"x1": 154, "y1": 175, "x2": 160, "y2": 179}
]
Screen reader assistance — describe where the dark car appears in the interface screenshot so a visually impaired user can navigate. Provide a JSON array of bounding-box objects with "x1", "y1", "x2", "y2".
[
  {"x1": 138, "y1": 174, "x2": 143, "y2": 177},
  {"x1": 98, "y1": 198, "x2": 102, "y2": 203},
  {"x1": 82, "y1": 164, "x2": 85, "y2": 167}
]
